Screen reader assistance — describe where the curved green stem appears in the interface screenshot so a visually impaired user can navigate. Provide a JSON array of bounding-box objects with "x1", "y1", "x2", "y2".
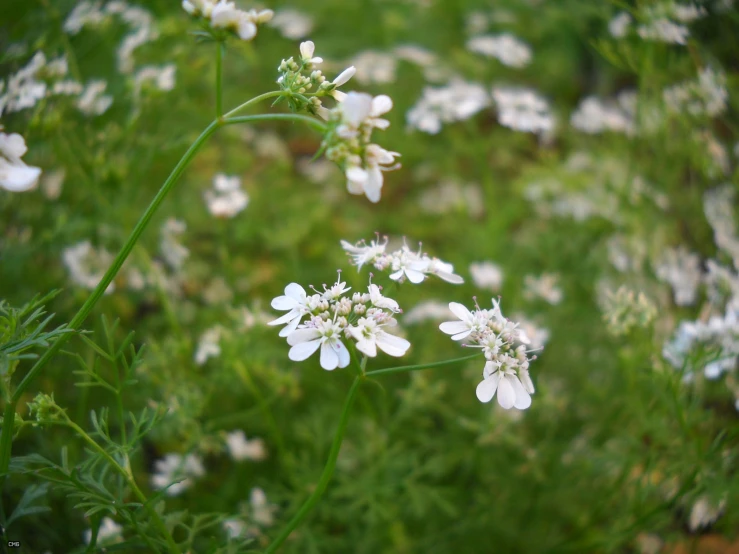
[
  {"x1": 365, "y1": 353, "x2": 480, "y2": 377},
  {"x1": 215, "y1": 42, "x2": 224, "y2": 117},
  {"x1": 223, "y1": 90, "x2": 284, "y2": 119},
  {"x1": 223, "y1": 113, "x2": 327, "y2": 133},
  {"x1": 264, "y1": 376, "x2": 362, "y2": 553},
  {"x1": 57, "y1": 416, "x2": 180, "y2": 553}
]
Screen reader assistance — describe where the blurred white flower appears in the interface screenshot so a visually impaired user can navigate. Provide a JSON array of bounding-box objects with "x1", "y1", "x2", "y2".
[
  {"x1": 466, "y1": 33, "x2": 532, "y2": 68},
  {"x1": 0, "y1": 131, "x2": 42, "y2": 192},
  {"x1": 570, "y1": 94, "x2": 635, "y2": 135},
  {"x1": 41, "y1": 168, "x2": 65, "y2": 200},
  {"x1": 204, "y1": 173, "x2": 249, "y2": 218},
  {"x1": 492, "y1": 86, "x2": 554, "y2": 134},
  {"x1": 225, "y1": 430, "x2": 267, "y2": 461},
  {"x1": 688, "y1": 495, "x2": 726, "y2": 532},
  {"x1": 0, "y1": 52, "x2": 46, "y2": 115},
  {"x1": 77, "y1": 80, "x2": 113, "y2": 115},
  {"x1": 350, "y1": 50, "x2": 398, "y2": 84},
  {"x1": 523, "y1": 273, "x2": 563, "y2": 305},
  {"x1": 269, "y1": 9, "x2": 313, "y2": 39},
  {"x1": 184, "y1": 0, "x2": 272, "y2": 41},
  {"x1": 638, "y1": 18, "x2": 689, "y2": 45},
  {"x1": 404, "y1": 301, "x2": 454, "y2": 325},
  {"x1": 151, "y1": 453, "x2": 205, "y2": 496},
  {"x1": 664, "y1": 68, "x2": 728, "y2": 118},
  {"x1": 194, "y1": 327, "x2": 222, "y2": 365},
  {"x1": 223, "y1": 517, "x2": 246, "y2": 539},
  {"x1": 160, "y1": 218, "x2": 189, "y2": 271},
  {"x1": 608, "y1": 12, "x2": 632, "y2": 38},
  {"x1": 83, "y1": 517, "x2": 123, "y2": 545},
  {"x1": 62, "y1": 241, "x2": 115, "y2": 294},
  {"x1": 250, "y1": 487, "x2": 276, "y2": 527},
  {"x1": 407, "y1": 78, "x2": 489, "y2": 134},
  {"x1": 133, "y1": 64, "x2": 176, "y2": 97},
  {"x1": 469, "y1": 261, "x2": 503, "y2": 291},
  {"x1": 653, "y1": 246, "x2": 702, "y2": 306}
]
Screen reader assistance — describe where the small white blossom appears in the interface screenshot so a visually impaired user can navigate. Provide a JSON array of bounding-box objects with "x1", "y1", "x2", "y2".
[
  {"x1": 287, "y1": 317, "x2": 351, "y2": 370},
  {"x1": 469, "y1": 261, "x2": 503, "y2": 291},
  {"x1": 62, "y1": 241, "x2": 115, "y2": 293},
  {"x1": 195, "y1": 327, "x2": 222, "y2": 365},
  {"x1": 492, "y1": 86, "x2": 554, "y2": 134},
  {"x1": 523, "y1": 273, "x2": 563, "y2": 305},
  {"x1": 348, "y1": 317, "x2": 410, "y2": 357},
  {"x1": 151, "y1": 453, "x2": 205, "y2": 496},
  {"x1": 250, "y1": 487, "x2": 277, "y2": 527},
  {"x1": 76, "y1": 80, "x2": 113, "y2": 115},
  {"x1": 225, "y1": 430, "x2": 267, "y2": 461},
  {"x1": 407, "y1": 79, "x2": 490, "y2": 134},
  {"x1": 688, "y1": 495, "x2": 726, "y2": 532},
  {"x1": 608, "y1": 12, "x2": 632, "y2": 38},
  {"x1": 466, "y1": 33, "x2": 532, "y2": 68},
  {"x1": 204, "y1": 173, "x2": 248, "y2": 218},
  {"x1": 268, "y1": 9, "x2": 313, "y2": 39},
  {"x1": 0, "y1": 131, "x2": 42, "y2": 192},
  {"x1": 654, "y1": 246, "x2": 702, "y2": 306},
  {"x1": 83, "y1": 517, "x2": 123, "y2": 545}
]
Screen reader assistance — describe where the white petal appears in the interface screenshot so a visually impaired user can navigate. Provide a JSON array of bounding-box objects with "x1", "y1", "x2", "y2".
[
  {"x1": 356, "y1": 337, "x2": 377, "y2": 358},
  {"x1": 320, "y1": 341, "x2": 339, "y2": 370},
  {"x1": 268, "y1": 310, "x2": 297, "y2": 326},
  {"x1": 288, "y1": 339, "x2": 321, "y2": 361},
  {"x1": 363, "y1": 165, "x2": 383, "y2": 203},
  {"x1": 284, "y1": 283, "x2": 306, "y2": 300},
  {"x1": 376, "y1": 332, "x2": 410, "y2": 357},
  {"x1": 451, "y1": 329, "x2": 472, "y2": 341},
  {"x1": 497, "y1": 375, "x2": 516, "y2": 409},
  {"x1": 405, "y1": 269, "x2": 426, "y2": 284},
  {"x1": 370, "y1": 95, "x2": 393, "y2": 116},
  {"x1": 435, "y1": 272, "x2": 464, "y2": 284},
  {"x1": 342, "y1": 92, "x2": 373, "y2": 127},
  {"x1": 286, "y1": 328, "x2": 320, "y2": 346},
  {"x1": 439, "y1": 321, "x2": 469, "y2": 336},
  {"x1": 511, "y1": 377, "x2": 532, "y2": 410},
  {"x1": 278, "y1": 316, "x2": 302, "y2": 337},
  {"x1": 300, "y1": 41, "x2": 315, "y2": 60},
  {"x1": 476, "y1": 373, "x2": 500, "y2": 403},
  {"x1": 238, "y1": 20, "x2": 257, "y2": 40},
  {"x1": 334, "y1": 340, "x2": 351, "y2": 368},
  {"x1": 389, "y1": 270, "x2": 404, "y2": 281},
  {"x1": 332, "y1": 66, "x2": 356, "y2": 87},
  {"x1": 448, "y1": 302, "x2": 472, "y2": 322},
  {"x1": 0, "y1": 161, "x2": 41, "y2": 192},
  {"x1": 271, "y1": 295, "x2": 297, "y2": 310}
]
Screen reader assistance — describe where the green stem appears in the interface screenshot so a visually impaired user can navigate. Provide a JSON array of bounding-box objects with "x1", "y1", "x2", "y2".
[
  {"x1": 215, "y1": 42, "x2": 224, "y2": 118},
  {"x1": 264, "y1": 376, "x2": 362, "y2": 554},
  {"x1": 60, "y1": 417, "x2": 180, "y2": 553},
  {"x1": 364, "y1": 353, "x2": 480, "y2": 377},
  {"x1": 223, "y1": 113, "x2": 327, "y2": 133},
  {"x1": 223, "y1": 90, "x2": 284, "y2": 119}
]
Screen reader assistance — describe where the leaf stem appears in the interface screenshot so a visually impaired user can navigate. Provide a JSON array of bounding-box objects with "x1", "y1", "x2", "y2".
[
  {"x1": 264, "y1": 376, "x2": 362, "y2": 553},
  {"x1": 223, "y1": 90, "x2": 284, "y2": 119},
  {"x1": 364, "y1": 353, "x2": 481, "y2": 377}
]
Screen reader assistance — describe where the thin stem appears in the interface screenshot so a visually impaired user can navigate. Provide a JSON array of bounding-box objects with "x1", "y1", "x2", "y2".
[
  {"x1": 223, "y1": 90, "x2": 284, "y2": 119},
  {"x1": 224, "y1": 113, "x2": 327, "y2": 133},
  {"x1": 0, "y1": 120, "x2": 220, "y2": 491},
  {"x1": 364, "y1": 353, "x2": 481, "y2": 377},
  {"x1": 59, "y1": 417, "x2": 180, "y2": 553},
  {"x1": 215, "y1": 42, "x2": 224, "y2": 118},
  {"x1": 264, "y1": 376, "x2": 362, "y2": 554}
]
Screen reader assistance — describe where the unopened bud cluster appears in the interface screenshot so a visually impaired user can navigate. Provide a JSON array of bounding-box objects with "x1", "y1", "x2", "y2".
[
  {"x1": 268, "y1": 274, "x2": 410, "y2": 370},
  {"x1": 277, "y1": 41, "x2": 356, "y2": 117},
  {"x1": 341, "y1": 237, "x2": 464, "y2": 284},
  {"x1": 440, "y1": 299, "x2": 537, "y2": 409},
  {"x1": 182, "y1": 0, "x2": 273, "y2": 41}
]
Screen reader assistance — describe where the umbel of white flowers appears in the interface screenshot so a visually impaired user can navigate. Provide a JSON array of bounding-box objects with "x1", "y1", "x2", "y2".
[
  {"x1": 269, "y1": 273, "x2": 411, "y2": 370},
  {"x1": 341, "y1": 236, "x2": 464, "y2": 284},
  {"x1": 0, "y1": 130, "x2": 41, "y2": 192},
  {"x1": 182, "y1": 0, "x2": 273, "y2": 41},
  {"x1": 440, "y1": 298, "x2": 537, "y2": 409}
]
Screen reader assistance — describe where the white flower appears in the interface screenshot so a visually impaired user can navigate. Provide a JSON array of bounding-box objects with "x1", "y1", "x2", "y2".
[
  {"x1": 225, "y1": 430, "x2": 267, "y2": 461},
  {"x1": 194, "y1": 327, "x2": 221, "y2": 365},
  {"x1": 688, "y1": 495, "x2": 726, "y2": 532},
  {"x1": 608, "y1": 12, "x2": 632, "y2": 38},
  {"x1": 350, "y1": 50, "x2": 397, "y2": 85},
  {"x1": 151, "y1": 453, "x2": 205, "y2": 496},
  {"x1": 299, "y1": 40, "x2": 323, "y2": 65},
  {"x1": 425, "y1": 258, "x2": 464, "y2": 284},
  {"x1": 348, "y1": 317, "x2": 410, "y2": 358},
  {"x1": 268, "y1": 283, "x2": 312, "y2": 337},
  {"x1": 492, "y1": 86, "x2": 554, "y2": 134},
  {"x1": 476, "y1": 360, "x2": 532, "y2": 409},
  {"x1": 76, "y1": 80, "x2": 113, "y2": 115},
  {"x1": 340, "y1": 237, "x2": 387, "y2": 269},
  {"x1": 83, "y1": 517, "x2": 123, "y2": 545},
  {"x1": 269, "y1": 9, "x2": 313, "y2": 39},
  {"x1": 287, "y1": 318, "x2": 350, "y2": 370},
  {"x1": 204, "y1": 173, "x2": 248, "y2": 218},
  {"x1": 250, "y1": 487, "x2": 277, "y2": 527},
  {"x1": 523, "y1": 273, "x2": 563, "y2": 305},
  {"x1": 211, "y1": 1, "x2": 257, "y2": 40},
  {"x1": 0, "y1": 131, "x2": 41, "y2": 192},
  {"x1": 62, "y1": 241, "x2": 115, "y2": 293},
  {"x1": 470, "y1": 261, "x2": 503, "y2": 291},
  {"x1": 223, "y1": 518, "x2": 246, "y2": 539},
  {"x1": 368, "y1": 283, "x2": 399, "y2": 312},
  {"x1": 439, "y1": 302, "x2": 492, "y2": 341},
  {"x1": 466, "y1": 33, "x2": 532, "y2": 68},
  {"x1": 389, "y1": 247, "x2": 429, "y2": 284},
  {"x1": 407, "y1": 79, "x2": 490, "y2": 134}
]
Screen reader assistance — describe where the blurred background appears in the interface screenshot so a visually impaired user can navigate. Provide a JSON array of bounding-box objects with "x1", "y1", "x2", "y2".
[{"x1": 1, "y1": 0, "x2": 738, "y2": 552}]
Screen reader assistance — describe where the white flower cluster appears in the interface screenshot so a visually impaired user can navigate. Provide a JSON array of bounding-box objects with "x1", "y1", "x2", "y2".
[
  {"x1": 653, "y1": 246, "x2": 702, "y2": 306},
  {"x1": 0, "y1": 52, "x2": 47, "y2": 115},
  {"x1": 598, "y1": 284, "x2": 657, "y2": 336},
  {"x1": 151, "y1": 453, "x2": 205, "y2": 496},
  {"x1": 268, "y1": 9, "x2": 313, "y2": 39},
  {"x1": 704, "y1": 185, "x2": 739, "y2": 264},
  {"x1": 269, "y1": 275, "x2": 411, "y2": 370},
  {"x1": 160, "y1": 218, "x2": 190, "y2": 271},
  {"x1": 0, "y1": 131, "x2": 42, "y2": 192},
  {"x1": 523, "y1": 273, "x2": 563, "y2": 305},
  {"x1": 276, "y1": 41, "x2": 356, "y2": 117},
  {"x1": 340, "y1": 237, "x2": 464, "y2": 284},
  {"x1": 407, "y1": 78, "x2": 490, "y2": 134},
  {"x1": 492, "y1": 86, "x2": 555, "y2": 135},
  {"x1": 663, "y1": 305, "x2": 739, "y2": 380},
  {"x1": 225, "y1": 430, "x2": 267, "y2": 461},
  {"x1": 664, "y1": 68, "x2": 728, "y2": 118},
  {"x1": 469, "y1": 261, "x2": 503, "y2": 292},
  {"x1": 65, "y1": 1, "x2": 159, "y2": 73},
  {"x1": 350, "y1": 50, "x2": 398, "y2": 85},
  {"x1": 181, "y1": 0, "x2": 273, "y2": 41},
  {"x1": 440, "y1": 299, "x2": 536, "y2": 409},
  {"x1": 466, "y1": 33, "x2": 532, "y2": 68},
  {"x1": 322, "y1": 91, "x2": 400, "y2": 203},
  {"x1": 570, "y1": 93, "x2": 636, "y2": 135},
  {"x1": 204, "y1": 173, "x2": 249, "y2": 218}
]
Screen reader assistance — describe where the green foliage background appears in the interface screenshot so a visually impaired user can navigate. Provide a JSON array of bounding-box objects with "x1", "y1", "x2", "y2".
[{"x1": 1, "y1": 0, "x2": 738, "y2": 552}]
